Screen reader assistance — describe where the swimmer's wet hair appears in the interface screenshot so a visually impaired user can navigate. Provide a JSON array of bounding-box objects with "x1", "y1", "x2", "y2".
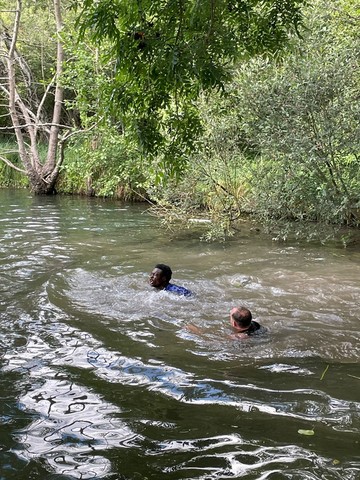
[{"x1": 155, "y1": 264, "x2": 172, "y2": 282}]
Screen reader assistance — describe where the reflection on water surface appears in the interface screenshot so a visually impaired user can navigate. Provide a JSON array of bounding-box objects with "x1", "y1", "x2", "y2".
[{"x1": 0, "y1": 190, "x2": 359, "y2": 479}]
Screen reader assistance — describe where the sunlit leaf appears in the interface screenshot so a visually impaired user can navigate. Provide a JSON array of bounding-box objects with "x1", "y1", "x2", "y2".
[{"x1": 298, "y1": 429, "x2": 315, "y2": 436}]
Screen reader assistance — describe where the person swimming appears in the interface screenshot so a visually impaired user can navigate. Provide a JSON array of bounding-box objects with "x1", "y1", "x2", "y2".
[
  {"x1": 229, "y1": 306, "x2": 264, "y2": 338},
  {"x1": 186, "y1": 305, "x2": 265, "y2": 338},
  {"x1": 149, "y1": 264, "x2": 192, "y2": 297}
]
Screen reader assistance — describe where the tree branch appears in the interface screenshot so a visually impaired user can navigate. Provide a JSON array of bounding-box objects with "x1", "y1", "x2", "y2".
[
  {"x1": 0, "y1": 154, "x2": 27, "y2": 173},
  {"x1": 36, "y1": 72, "x2": 56, "y2": 123},
  {"x1": 0, "y1": 122, "x2": 72, "y2": 130}
]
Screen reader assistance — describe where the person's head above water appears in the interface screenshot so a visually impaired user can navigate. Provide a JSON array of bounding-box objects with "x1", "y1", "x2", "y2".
[
  {"x1": 230, "y1": 306, "x2": 252, "y2": 332},
  {"x1": 149, "y1": 264, "x2": 192, "y2": 297},
  {"x1": 149, "y1": 264, "x2": 172, "y2": 289}
]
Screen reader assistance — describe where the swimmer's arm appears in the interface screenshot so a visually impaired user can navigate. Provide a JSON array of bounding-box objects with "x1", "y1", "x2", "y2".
[{"x1": 185, "y1": 324, "x2": 202, "y2": 334}]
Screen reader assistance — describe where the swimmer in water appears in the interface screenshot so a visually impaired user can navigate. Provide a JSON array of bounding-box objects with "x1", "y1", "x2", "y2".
[
  {"x1": 149, "y1": 263, "x2": 192, "y2": 297},
  {"x1": 230, "y1": 306, "x2": 264, "y2": 339},
  {"x1": 187, "y1": 306, "x2": 265, "y2": 338}
]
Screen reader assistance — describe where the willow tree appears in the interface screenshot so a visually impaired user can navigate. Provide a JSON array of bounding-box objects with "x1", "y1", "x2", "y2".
[
  {"x1": 0, "y1": 0, "x2": 70, "y2": 194},
  {"x1": 73, "y1": 0, "x2": 306, "y2": 179}
]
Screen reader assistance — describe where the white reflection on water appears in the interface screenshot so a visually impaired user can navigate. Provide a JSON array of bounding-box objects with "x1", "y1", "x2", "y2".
[
  {"x1": 8, "y1": 326, "x2": 360, "y2": 427},
  {"x1": 259, "y1": 364, "x2": 315, "y2": 375},
  {"x1": 4, "y1": 333, "x2": 142, "y2": 479},
  {"x1": 158, "y1": 440, "x2": 349, "y2": 479}
]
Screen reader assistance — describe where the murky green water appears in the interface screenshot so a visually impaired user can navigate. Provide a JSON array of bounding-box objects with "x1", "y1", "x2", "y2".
[{"x1": 0, "y1": 189, "x2": 359, "y2": 480}]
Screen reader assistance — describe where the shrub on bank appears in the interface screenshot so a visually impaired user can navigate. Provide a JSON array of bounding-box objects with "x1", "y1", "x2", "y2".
[{"x1": 57, "y1": 131, "x2": 147, "y2": 201}]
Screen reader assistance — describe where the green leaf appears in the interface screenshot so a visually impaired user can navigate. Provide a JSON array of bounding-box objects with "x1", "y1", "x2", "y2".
[{"x1": 298, "y1": 429, "x2": 315, "y2": 436}]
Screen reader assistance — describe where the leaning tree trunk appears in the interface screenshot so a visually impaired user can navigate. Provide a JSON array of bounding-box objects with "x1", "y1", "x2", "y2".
[{"x1": 1, "y1": 0, "x2": 67, "y2": 194}]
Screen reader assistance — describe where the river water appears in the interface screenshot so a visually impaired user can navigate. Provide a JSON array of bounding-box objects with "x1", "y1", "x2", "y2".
[{"x1": 0, "y1": 189, "x2": 359, "y2": 480}]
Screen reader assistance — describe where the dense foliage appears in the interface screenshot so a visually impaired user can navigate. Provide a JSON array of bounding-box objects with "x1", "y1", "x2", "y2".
[
  {"x1": 0, "y1": 0, "x2": 359, "y2": 243},
  {"x1": 69, "y1": 0, "x2": 305, "y2": 177},
  {"x1": 148, "y1": 0, "x2": 360, "y2": 242}
]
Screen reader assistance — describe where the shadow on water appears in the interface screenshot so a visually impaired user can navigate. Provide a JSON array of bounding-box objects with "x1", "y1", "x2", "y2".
[{"x1": 0, "y1": 190, "x2": 359, "y2": 479}]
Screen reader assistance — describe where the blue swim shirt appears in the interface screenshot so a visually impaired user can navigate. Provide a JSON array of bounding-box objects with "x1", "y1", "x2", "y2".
[{"x1": 164, "y1": 283, "x2": 192, "y2": 297}]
